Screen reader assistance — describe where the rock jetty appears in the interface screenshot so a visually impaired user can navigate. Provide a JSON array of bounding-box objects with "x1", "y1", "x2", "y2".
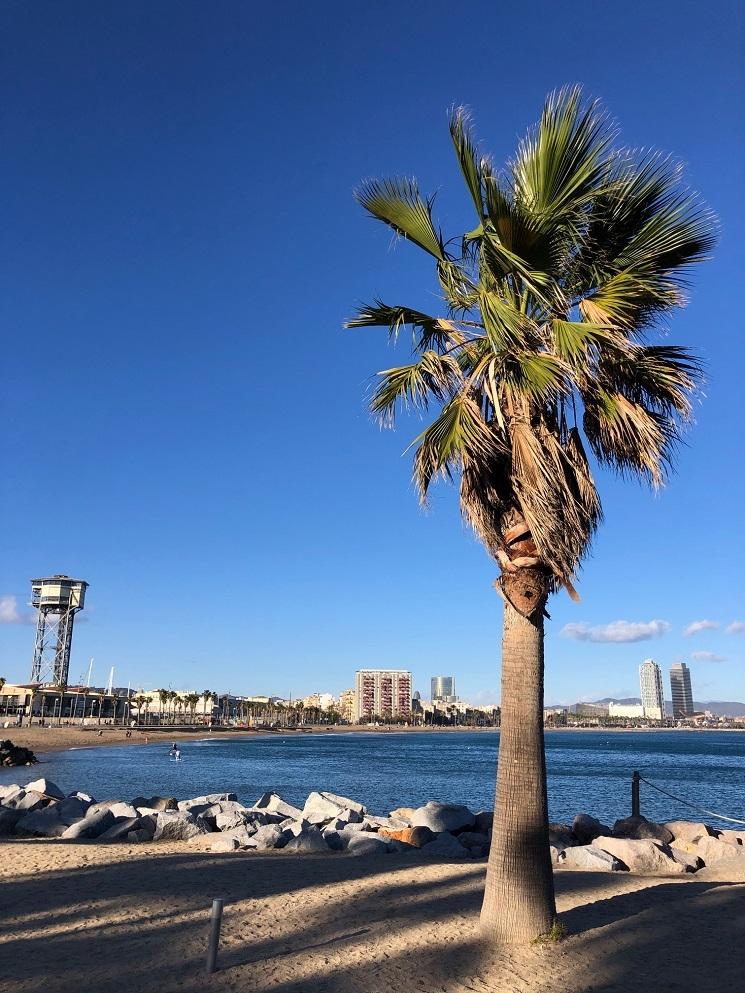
[
  {"x1": 1, "y1": 779, "x2": 743, "y2": 873},
  {"x1": 0, "y1": 740, "x2": 38, "y2": 767}
]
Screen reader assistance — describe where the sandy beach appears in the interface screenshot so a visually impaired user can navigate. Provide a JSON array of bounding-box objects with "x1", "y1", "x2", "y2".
[
  {"x1": 1, "y1": 837, "x2": 743, "y2": 993},
  {"x1": 1, "y1": 724, "x2": 499, "y2": 758}
]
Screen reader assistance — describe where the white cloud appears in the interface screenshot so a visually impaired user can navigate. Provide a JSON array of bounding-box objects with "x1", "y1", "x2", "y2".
[
  {"x1": 726, "y1": 621, "x2": 745, "y2": 635},
  {"x1": 691, "y1": 651, "x2": 726, "y2": 663},
  {"x1": 0, "y1": 595, "x2": 35, "y2": 625},
  {"x1": 560, "y1": 619, "x2": 671, "y2": 643},
  {"x1": 0, "y1": 596, "x2": 22, "y2": 624},
  {"x1": 684, "y1": 620, "x2": 719, "y2": 636}
]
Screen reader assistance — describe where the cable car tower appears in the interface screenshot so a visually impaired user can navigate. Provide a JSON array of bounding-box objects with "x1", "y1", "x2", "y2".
[{"x1": 30, "y1": 575, "x2": 88, "y2": 686}]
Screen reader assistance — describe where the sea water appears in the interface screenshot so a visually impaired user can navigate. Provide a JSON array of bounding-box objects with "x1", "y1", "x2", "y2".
[{"x1": 1, "y1": 730, "x2": 743, "y2": 827}]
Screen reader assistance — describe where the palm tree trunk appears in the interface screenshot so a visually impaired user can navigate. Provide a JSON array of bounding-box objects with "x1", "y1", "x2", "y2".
[{"x1": 481, "y1": 579, "x2": 556, "y2": 943}]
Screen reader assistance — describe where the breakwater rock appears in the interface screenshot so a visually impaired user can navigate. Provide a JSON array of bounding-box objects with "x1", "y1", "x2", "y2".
[
  {"x1": 1, "y1": 780, "x2": 743, "y2": 874},
  {"x1": 0, "y1": 740, "x2": 38, "y2": 767}
]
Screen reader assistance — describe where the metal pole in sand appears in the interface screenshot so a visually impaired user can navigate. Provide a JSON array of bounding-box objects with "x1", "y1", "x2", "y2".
[
  {"x1": 631, "y1": 770, "x2": 640, "y2": 817},
  {"x1": 206, "y1": 898, "x2": 225, "y2": 974}
]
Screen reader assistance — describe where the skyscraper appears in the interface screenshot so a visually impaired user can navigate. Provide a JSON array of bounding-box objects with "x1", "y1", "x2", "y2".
[
  {"x1": 431, "y1": 675, "x2": 456, "y2": 702},
  {"x1": 639, "y1": 659, "x2": 664, "y2": 720},
  {"x1": 670, "y1": 662, "x2": 694, "y2": 718}
]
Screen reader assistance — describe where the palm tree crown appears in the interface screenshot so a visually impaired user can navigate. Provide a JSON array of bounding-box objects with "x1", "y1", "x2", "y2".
[{"x1": 348, "y1": 87, "x2": 715, "y2": 607}]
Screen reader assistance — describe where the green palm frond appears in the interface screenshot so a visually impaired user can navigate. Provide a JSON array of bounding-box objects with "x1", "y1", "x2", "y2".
[
  {"x1": 355, "y1": 177, "x2": 445, "y2": 259},
  {"x1": 550, "y1": 319, "x2": 628, "y2": 362},
  {"x1": 371, "y1": 351, "x2": 463, "y2": 425},
  {"x1": 412, "y1": 393, "x2": 500, "y2": 500},
  {"x1": 345, "y1": 302, "x2": 466, "y2": 351},
  {"x1": 480, "y1": 291, "x2": 537, "y2": 352},
  {"x1": 449, "y1": 106, "x2": 486, "y2": 220},
  {"x1": 511, "y1": 85, "x2": 613, "y2": 230}
]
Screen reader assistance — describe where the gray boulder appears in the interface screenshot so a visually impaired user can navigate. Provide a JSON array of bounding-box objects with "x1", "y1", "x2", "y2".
[
  {"x1": 474, "y1": 810, "x2": 493, "y2": 834},
  {"x1": 61, "y1": 807, "x2": 116, "y2": 839},
  {"x1": 559, "y1": 845, "x2": 624, "y2": 872},
  {"x1": 612, "y1": 815, "x2": 673, "y2": 844},
  {"x1": 55, "y1": 796, "x2": 93, "y2": 824},
  {"x1": 677, "y1": 834, "x2": 745, "y2": 866},
  {"x1": 592, "y1": 836, "x2": 687, "y2": 875},
  {"x1": 283, "y1": 818, "x2": 311, "y2": 837},
  {"x1": 3, "y1": 789, "x2": 46, "y2": 812},
  {"x1": 549, "y1": 822, "x2": 577, "y2": 850},
  {"x1": 253, "y1": 792, "x2": 303, "y2": 820},
  {"x1": 251, "y1": 823, "x2": 286, "y2": 850},
  {"x1": 301, "y1": 791, "x2": 365, "y2": 822},
  {"x1": 669, "y1": 846, "x2": 703, "y2": 872},
  {"x1": 346, "y1": 833, "x2": 389, "y2": 856},
  {"x1": 131, "y1": 795, "x2": 177, "y2": 812},
  {"x1": 25, "y1": 778, "x2": 65, "y2": 800},
  {"x1": 458, "y1": 831, "x2": 490, "y2": 852},
  {"x1": 389, "y1": 806, "x2": 416, "y2": 823},
  {"x1": 15, "y1": 806, "x2": 66, "y2": 838},
  {"x1": 153, "y1": 810, "x2": 210, "y2": 841},
  {"x1": 572, "y1": 813, "x2": 611, "y2": 844},
  {"x1": 98, "y1": 816, "x2": 143, "y2": 841},
  {"x1": 717, "y1": 829, "x2": 745, "y2": 847},
  {"x1": 336, "y1": 807, "x2": 363, "y2": 825},
  {"x1": 283, "y1": 827, "x2": 329, "y2": 853},
  {"x1": 108, "y1": 802, "x2": 139, "y2": 820},
  {"x1": 411, "y1": 802, "x2": 475, "y2": 834},
  {"x1": 126, "y1": 828, "x2": 152, "y2": 843},
  {"x1": 663, "y1": 821, "x2": 714, "y2": 843},
  {"x1": 322, "y1": 829, "x2": 344, "y2": 851},
  {"x1": 212, "y1": 802, "x2": 253, "y2": 831},
  {"x1": 69, "y1": 791, "x2": 95, "y2": 804},
  {"x1": 0, "y1": 807, "x2": 24, "y2": 834},
  {"x1": 420, "y1": 831, "x2": 467, "y2": 858},
  {"x1": 210, "y1": 834, "x2": 241, "y2": 852},
  {"x1": 178, "y1": 792, "x2": 237, "y2": 812}
]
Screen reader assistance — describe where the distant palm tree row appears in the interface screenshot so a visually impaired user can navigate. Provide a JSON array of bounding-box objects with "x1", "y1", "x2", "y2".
[{"x1": 129, "y1": 689, "x2": 217, "y2": 725}]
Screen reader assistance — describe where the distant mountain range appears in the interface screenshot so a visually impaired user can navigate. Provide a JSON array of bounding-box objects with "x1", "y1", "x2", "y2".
[{"x1": 590, "y1": 697, "x2": 745, "y2": 717}]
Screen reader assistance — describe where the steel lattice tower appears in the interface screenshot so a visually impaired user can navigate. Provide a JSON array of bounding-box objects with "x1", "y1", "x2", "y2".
[{"x1": 30, "y1": 575, "x2": 88, "y2": 686}]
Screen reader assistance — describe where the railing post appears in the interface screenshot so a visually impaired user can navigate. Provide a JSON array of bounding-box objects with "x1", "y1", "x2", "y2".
[{"x1": 632, "y1": 770, "x2": 640, "y2": 817}]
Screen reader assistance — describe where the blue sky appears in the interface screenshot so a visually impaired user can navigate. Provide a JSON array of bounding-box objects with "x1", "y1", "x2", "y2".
[{"x1": 1, "y1": 0, "x2": 743, "y2": 704}]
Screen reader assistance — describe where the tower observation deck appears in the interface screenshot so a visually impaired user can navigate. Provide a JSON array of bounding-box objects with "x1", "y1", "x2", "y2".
[{"x1": 30, "y1": 575, "x2": 88, "y2": 686}]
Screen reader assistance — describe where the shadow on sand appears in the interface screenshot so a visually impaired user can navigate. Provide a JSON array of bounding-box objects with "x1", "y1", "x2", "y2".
[{"x1": 1, "y1": 842, "x2": 743, "y2": 993}]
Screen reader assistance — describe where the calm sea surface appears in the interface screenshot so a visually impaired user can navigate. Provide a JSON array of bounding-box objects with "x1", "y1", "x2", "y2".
[{"x1": 2, "y1": 730, "x2": 744, "y2": 826}]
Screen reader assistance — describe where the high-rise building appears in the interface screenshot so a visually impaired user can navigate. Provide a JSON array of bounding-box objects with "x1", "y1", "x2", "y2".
[
  {"x1": 355, "y1": 669, "x2": 412, "y2": 722},
  {"x1": 670, "y1": 662, "x2": 694, "y2": 718},
  {"x1": 639, "y1": 659, "x2": 664, "y2": 720},
  {"x1": 431, "y1": 675, "x2": 456, "y2": 702},
  {"x1": 339, "y1": 688, "x2": 356, "y2": 723}
]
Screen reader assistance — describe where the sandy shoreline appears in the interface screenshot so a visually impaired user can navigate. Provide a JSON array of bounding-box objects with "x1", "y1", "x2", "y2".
[
  {"x1": 1, "y1": 836, "x2": 743, "y2": 993},
  {"x1": 1, "y1": 723, "x2": 498, "y2": 758}
]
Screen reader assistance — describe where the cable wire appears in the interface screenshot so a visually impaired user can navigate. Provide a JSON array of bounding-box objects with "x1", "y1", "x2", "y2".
[{"x1": 638, "y1": 774, "x2": 745, "y2": 826}]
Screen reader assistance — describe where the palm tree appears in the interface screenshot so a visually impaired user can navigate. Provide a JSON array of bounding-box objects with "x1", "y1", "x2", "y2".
[
  {"x1": 348, "y1": 87, "x2": 714, "y2": 943},
  {"x1": 157, "y1": 688, "x2": 169, "y2": 726},
  {"x1": 202, "y1": 690, "x2": 214, "y2": 723}
]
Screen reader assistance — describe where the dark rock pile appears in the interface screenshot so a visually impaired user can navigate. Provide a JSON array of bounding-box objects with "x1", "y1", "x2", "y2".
[{"x1": 0, "y1": 740, "x2": 38, "y2": 767}]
